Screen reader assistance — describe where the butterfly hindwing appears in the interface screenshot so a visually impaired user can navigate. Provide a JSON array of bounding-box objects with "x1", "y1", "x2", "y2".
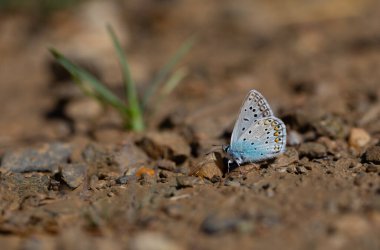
[
  {"x1": 230, "y1": 90, "x2": 274, "y2": 144},
  {"x1": 230, "y1": 117, "x2": 286, "y2": 162}
]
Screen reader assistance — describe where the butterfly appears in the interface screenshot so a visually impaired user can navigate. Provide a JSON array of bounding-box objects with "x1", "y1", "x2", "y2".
[{"x1": 223, "y1": 89, "x2": 286, "y2": 168}]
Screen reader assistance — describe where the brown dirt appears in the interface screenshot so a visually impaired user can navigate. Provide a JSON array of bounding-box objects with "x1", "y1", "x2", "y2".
[{"x1": 0, "y1": 1, "x2": 379, "y2": 249}]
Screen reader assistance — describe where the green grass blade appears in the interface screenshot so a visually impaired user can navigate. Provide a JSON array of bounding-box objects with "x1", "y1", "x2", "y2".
[
  {"x1": 143, "y1": 36, "x2": 196, "y2": 108},
  {"x1": 149, "y1": 67, "x2": 188, "y2": 113},
  {"x1": 107, "y1": 25, "x2": 144, "y2": 131},
  {"x1": 161, "y1": 67, "x2": 188, "y2": 96},
  {"x1": 49, "y1": 48, "x2": 127, "y2": 113}
]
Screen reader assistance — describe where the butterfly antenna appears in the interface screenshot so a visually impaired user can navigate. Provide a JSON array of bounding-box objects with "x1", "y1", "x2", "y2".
[{"x1": 204, "y1": 144, "x2": 224, "y2": 156}]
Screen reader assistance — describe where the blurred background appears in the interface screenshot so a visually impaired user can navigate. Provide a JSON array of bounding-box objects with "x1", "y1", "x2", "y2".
[
  {"x1": 1, "y1": 1, "x2": 380, "y2": 250},
  {"x1": 1, "y1": 0, "x2": 380, "y2": 148}
]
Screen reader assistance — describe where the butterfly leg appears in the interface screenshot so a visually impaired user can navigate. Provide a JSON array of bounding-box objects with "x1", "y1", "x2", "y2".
[
  {"x1": 227, "y1": 159, "x2": 242, "y2": 174},
  {"x1": 227, "y1": 159, "x2": 233, "y2": 173}
]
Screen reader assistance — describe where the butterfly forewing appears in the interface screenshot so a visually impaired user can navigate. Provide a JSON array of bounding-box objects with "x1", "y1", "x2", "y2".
[
  {"x1": 235, "y1": 117, "x2": 286, "y2": 161},
  {"x1": 230, "y1": 90, "x2": 274, "y2": 144}
]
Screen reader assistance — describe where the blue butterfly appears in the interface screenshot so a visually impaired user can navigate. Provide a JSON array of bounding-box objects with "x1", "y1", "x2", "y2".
[{"x1": 224, "y1": 89, "x2": 286, "y2": 167}]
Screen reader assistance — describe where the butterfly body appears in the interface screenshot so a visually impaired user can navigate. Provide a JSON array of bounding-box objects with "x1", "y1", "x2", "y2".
[{"x1": 225, "y1": 90, "x2": 286, "y2": 166}]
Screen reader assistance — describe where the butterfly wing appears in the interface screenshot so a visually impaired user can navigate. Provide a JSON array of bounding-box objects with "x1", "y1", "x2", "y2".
[
  {"x1": 230, "y1": 90, "x2": 274, "y2": 144},
  {"x1": 231, "y1": 117, "x2": 286, "y2": 162}
]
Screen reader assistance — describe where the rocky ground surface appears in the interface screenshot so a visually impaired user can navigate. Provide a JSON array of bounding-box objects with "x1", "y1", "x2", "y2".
[{"x1": 0, "y1": 1, "x2": 380, "y2": 249}]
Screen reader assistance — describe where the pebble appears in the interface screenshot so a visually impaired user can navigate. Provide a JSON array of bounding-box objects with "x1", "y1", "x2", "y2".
[
  {"x1": 176, "y1": 176, "x2": 201, "y2": 189},
  {"x1": 190, "y1": 152, "x2": 224, "y2": 179},
  {"x1": 287, "y1": 130, "x2": 303, "y2": 146},
  {"x1": 348, "y1": 128, "x2": 371, "y2": 149},
  {"x1": 0, "y1": 143, "x2": 71, "y2": 173},
  {"x1": 295, "y1": 166, "x2": 307, "y2": 174},
  {"x1": 201, "y1": 215, "x2": 253, "y2": 235},
  {"x1": 129, "y1": 232, "x2": 183, "y2": 250},
  {"x1": 365, "y1": 163, "x2": 379, "y2": 173},
  {"x1": 363, "y1": 146, "x2": 380, "y2": 164},
  {"x1": 115, "y1": 175, "x2": 134, "y2": 185},
  {"x1": 157, "y1": 159, "x2": 176, "y2": 172},
  {"x1": 210, "y1": 175, "x2": 222, "y2": 183},
  {"x1": 114, "y1": 143, "x2": 149, "y2": 174},
  {"x1": 271, "y1": 147, "x2": 299, "y2": 168},
  {"x1": 299, "y1": 142, "x2": 327, "y2": 158},
  {"x1": 60, "y1": 163, "x2": 87, "y2": 189},
  {"x1": 286, "y1": 165, "x2": 297, "y2": 173},
  {"x1": 224, "y1": 179, "x2": 241, "y2": 187}
]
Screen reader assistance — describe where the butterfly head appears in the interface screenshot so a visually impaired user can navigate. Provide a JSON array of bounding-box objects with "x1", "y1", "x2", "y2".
[
  {"x1": 222, "y1": 144, "x2": 230, "y2": 153},
  {"x1": 223, "y1": 144, "x2": 244, "y2": 166}
]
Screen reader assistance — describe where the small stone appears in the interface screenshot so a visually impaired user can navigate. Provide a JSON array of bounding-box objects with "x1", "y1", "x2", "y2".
[
  {"x1": 176, "y1": 176, "x2": 200, "y2": 188},
  {"x1": 365, "y1": 163, "x2": 379, "y2": 173},
  {"x1": 224, "y1": 179, "x2": 241, "y2": 187},
  {"x1": 295, "y1": 166, "x2": 307, "y2": 174},
  {"x1": 201, "y1": 215, "x2": 251, "y2": 235},
  {"x1": 129, "y1": 232, "x2": 183, "y2": 250},
  {"x1": 158, "y1": 170, "x2": 170, "y2": 179},
  {"x1": 271, "y1": 147, "x2": 299, "y2": 168},
  {"x1": 157, "y1": 159, "x2": 176, "y2": 172},
  {"x1": 114, "y1": 143, "x2": 149, "y2": 174},
  {"x1": 1, "y1": 143, "x2": 71, "y2": 173},
  {"x1": 287, "y1": 130, "x2": 303, "y2": 146},
  {"x1": 317, "y1": 137, "x2": 341, "y2": 155},
  {"x1": 348, "y1": 128, "x2": 371, "y2": 149},
  {"x1": 60, "y1": 163, "x2": 87, "y2": 189},
  {"x1": 303, "y1": 161, "x2": 316, "y2": 170},
  {"x1": 363, "y1": 146, "x2": 380, "y2": 164},
  {"x1": 115, "y1": 175, "x2": 132, "y2": 185},
  {"x1": 210, "y1": 175, "x2": 222, "y2": 183},
  {"x1": 286, "y1": 165, "x2": 296, "y2": 173},
  {"x1": 190, "y1": 152, "x2": 224, "y2": 179},
  {"x1": 299, "y1": 142, "x2": 327, "y2": 159}
]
